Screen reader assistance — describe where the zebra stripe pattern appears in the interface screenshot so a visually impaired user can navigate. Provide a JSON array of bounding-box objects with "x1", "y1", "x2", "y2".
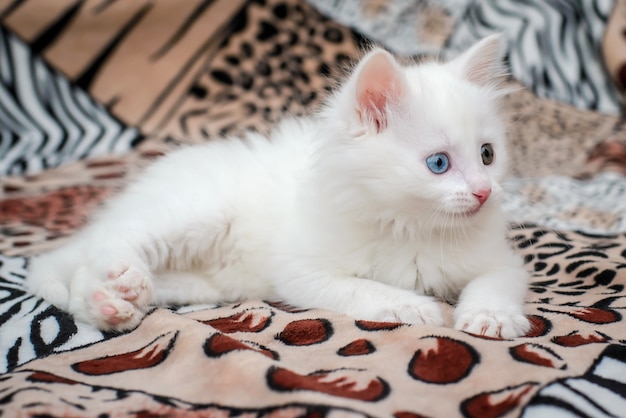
[
  {"x1": 522, "y1": 345, "x2": 626, "y2": 417},
  {"x1": 448, "y1": 0, "x2": 621, "y2": 114},
  {"x1": 0, "y1": 254, "x2": 105, "y2": 371},
  {"x1": 310, "y1": 0, "x2": 621, "y2": 114},
  {"x1": 0, "y1": 26, "x2": 141, "y2": 177}
]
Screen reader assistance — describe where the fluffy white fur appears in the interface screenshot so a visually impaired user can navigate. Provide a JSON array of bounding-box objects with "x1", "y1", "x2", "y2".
[{"x1": 28, "y1": 35, "x2": 530, "y2": 338}]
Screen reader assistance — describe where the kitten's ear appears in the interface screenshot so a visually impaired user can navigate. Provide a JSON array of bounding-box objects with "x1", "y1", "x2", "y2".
[
  {"x1": 447, "y1": 34, "x2": 506, "y2": 88},
  {"x1": 354, "y1": 49, "x2": 407, "y2": 133}
]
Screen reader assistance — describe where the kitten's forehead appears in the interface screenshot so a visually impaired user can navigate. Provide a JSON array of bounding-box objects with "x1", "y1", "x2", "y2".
[
  {"x1": 384, "y1": 66, "x2": 507, "y2": 171},
  {"x1": 403, "y1": 73, "x2": 501, "y2": 142},
  {"x1": 409, "y1": 64, "x2": 494, "y2": 103}
]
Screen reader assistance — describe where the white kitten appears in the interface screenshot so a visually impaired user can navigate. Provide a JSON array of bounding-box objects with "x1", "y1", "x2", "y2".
[{"x1": 28, "y1": 35, "x2": 530, "y2": 338}]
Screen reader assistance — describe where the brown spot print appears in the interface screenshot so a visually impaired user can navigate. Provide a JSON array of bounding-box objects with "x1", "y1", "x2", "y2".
[
  {"x1": 72, "y1": 332, "x2": 177, "y2": 375},
  {"x1": 266, "y1": 366, "x2": 389, "y2": 402},
  {"x1": 85, "y1": 159, "x2": 125, "y2": 168},
  {"x1": 266, "y1": 300, "x2": 309, "y2": 313},
  {"x1": 202, "y1": 309, "x2": 272, "y2": 333},
  {"x1": 28, "y1": 371, "x2": 80, "y2": 385},
  {"x1": 568, "y1": 307, "x2": 621, "y2": 324},
  {"x1": 0, "y1": 185, "x2": 112, "y2": 234},
  {"x1": 509, "y1": 344, "x2": 566, "y2": 369},
  {"x1": 587, "y1": 141, "x2": 626, "y2": 164},
  {"x1": 337, "y1": 339, "x2": 376, "y2": 356},
  {"x1": 552, "y1": 332, "x2": 609, "y2": 347},
  {"x1": 3, "y1": 184, "x2": 23, "y2": 193},
  {"x1": 355, "y1": 320, "x2": 403, "y2": 331},
  {"x1": 94, "y1": 172, "x2": 126, "y2": 180},
  {"x1": 394, "y1": 412, "x2": 430, "y2": 418},
  {"x1": 203, "y1": 333, "x2": 278, "y2": 360},
  {"x1": 139, "y1": 149, "x2": 167, "y2": 159},
  {"x1": 525, "y1": 315, "x2": 552, "y2": 337},
  {"x1": 461, "y1": 383, "x2": 538, "y2": 418},
  {"x1": 540, "y1": 306, "x2": 621, "y2": 324},
  {"x1": 585, "y1": 141, "x2": 626, "y2": 176},
  {"x1": 408, "y1": 336, "x2": 479, "y2": 384},
  {"x1": 277, "y1": 319, "x2": 333, "y2": 346}
]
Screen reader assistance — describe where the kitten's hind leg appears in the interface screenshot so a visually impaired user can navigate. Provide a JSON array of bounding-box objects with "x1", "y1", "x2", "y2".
[
  {"x1": 27, "y1": 242, "x2": 85, "y2": 310},
  {"x1": 70, "y1": 262, "x2": 154, "y2": 331},
  {"x1": 152, "y1": 272, "x2": 224, "y2": 307},
  {"x1": 28, "y1": 242, "x2": 152, "y2": 331}
]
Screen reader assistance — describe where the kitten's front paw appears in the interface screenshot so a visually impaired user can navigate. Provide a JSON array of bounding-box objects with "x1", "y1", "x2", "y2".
[
  {"x1": 382, "y1": 300, "x2": 443, "y2": 326},
  {"x1": 363, "y1": 295, "x2": 444, "y2": 326},
  {"x1": 454, "y1": 304, "x2": 529, "y2": 339}
]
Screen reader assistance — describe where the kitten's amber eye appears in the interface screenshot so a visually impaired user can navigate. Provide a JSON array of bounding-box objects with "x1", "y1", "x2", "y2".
[{"x1": 481, "y1": 144, "x2": 494, "y2": 165}]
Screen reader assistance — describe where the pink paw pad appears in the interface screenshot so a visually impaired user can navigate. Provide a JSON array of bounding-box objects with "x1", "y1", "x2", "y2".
[
  {"x1": 103, "y1": 265, "x2": 152, "y2": 306},
  {"x1": 113, "y1": 283, "x2": 136, "y2": 297},
  {"x1": 92, "y1": 291, "x2": 107, "y2": 302},
  {"x1": 105, "y1": 315, "x2": 125, "y2": 326},
  {"x1": 100, "y1": 304, "x2": 118, "y2": 316},
  {"x1": 107, "y1": 266, "x2": 129, "y2": 280}
]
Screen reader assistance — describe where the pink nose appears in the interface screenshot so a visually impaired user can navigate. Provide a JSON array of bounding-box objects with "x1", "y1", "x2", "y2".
[{"x1": 473, "y1": 188, "x2": 491, "y2": 205}]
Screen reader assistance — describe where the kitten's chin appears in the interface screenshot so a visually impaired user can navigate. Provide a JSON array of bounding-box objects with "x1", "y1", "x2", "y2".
[
  {"x1": 458, "y1": 206, "x2": 482, "y2": 218},
  {"x1": 446, "y1": 205, "x2": 484, "y2": 221}
]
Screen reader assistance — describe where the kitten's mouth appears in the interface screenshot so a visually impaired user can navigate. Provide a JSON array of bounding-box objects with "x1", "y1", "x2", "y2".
[{"x1": 456, "y1": 206, "x2": 482, "y2": 218}]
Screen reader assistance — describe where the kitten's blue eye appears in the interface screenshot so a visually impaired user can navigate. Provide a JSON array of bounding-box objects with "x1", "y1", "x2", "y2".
[{"x1": 426, "y1": 153, "x2": 449, "y2": 174}]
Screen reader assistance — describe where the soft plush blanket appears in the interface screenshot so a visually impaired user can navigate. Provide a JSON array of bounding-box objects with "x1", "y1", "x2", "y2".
[{"x1": 2, "y1": 1, "x2": 626, "y2": 416}]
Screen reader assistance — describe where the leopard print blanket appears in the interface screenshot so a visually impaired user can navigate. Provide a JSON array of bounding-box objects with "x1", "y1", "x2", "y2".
[{"x1": 2, "y1": 1, "x2": 626, "y2": 416}]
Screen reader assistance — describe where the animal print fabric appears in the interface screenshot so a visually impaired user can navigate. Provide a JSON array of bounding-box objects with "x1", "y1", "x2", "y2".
[
  {"x1": 311, "y1": 0, "x2": 622, "y2": 113},
  {"x1": 2, "y1": 225, "x2": 626, "y2": 417},
  {"x1": 2, "y1": 0, "x2": 626, "y2": 416},
  {"x1": 0, "y1": 24, "x2": 141, "y2": 177}
]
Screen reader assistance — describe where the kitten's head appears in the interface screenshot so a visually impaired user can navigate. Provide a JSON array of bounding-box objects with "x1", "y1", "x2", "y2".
[{"x1": 320, "y1": 35, "x2": 510, "y2": 231}]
